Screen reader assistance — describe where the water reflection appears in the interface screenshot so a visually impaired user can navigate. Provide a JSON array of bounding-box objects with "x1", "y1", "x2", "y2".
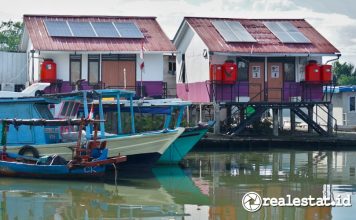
[
  {"x1": 182, "y1": 150, "x2": 356, "y2": 220},
  {"x1": 0, "y1": 150, "x2": 356, "y2": 220}
]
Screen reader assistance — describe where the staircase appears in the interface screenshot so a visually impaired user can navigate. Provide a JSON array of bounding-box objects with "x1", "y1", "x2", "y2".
[
  {"x1": 291, "y1": 107, "x2": 328, "y2": 136},
  {"x1": 227, "y1": 106, "x2": 268, "y2": 135}
]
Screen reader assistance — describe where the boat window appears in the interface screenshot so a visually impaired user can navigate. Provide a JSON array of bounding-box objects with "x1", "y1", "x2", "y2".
[
  {"x1": 35, "y1": 104, "x2": 54, "y2": 119},
  {"x1": 66, "y1": 102, "x2": 75, "y2": 117},
  {"x1": 71, "y1": 102, "x2": 80, "y2": 117},
  {"x1": 60, "y1": 102, "x2": 70, "y2": 116}
]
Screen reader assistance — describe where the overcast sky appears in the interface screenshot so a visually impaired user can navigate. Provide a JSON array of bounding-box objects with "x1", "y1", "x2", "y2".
[{"x1": 1, "y1": 0, "x2": 355, "y2": 63}]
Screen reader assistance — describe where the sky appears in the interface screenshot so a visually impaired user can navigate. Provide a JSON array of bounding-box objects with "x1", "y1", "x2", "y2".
[{"x1": 1, "y1": 0, "x2": 355, "y2": 63}]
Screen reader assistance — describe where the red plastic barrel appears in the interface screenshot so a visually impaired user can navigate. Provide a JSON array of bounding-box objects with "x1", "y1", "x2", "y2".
[
  {"x1": 305, "y1": 60, "x2": 320, "y2": 82},
  {"x1": 210, "y1": 64, "x2": 223, "y2": 82},
  {"x1": 320, "y1": 64, "x2": 332, "y2": 82},
  {"x1": 40, "y1": 59, "x2": 57, "y2": 83},
  {"x1": 222, "y1": 61, "x2": 237, "y2": 84}
]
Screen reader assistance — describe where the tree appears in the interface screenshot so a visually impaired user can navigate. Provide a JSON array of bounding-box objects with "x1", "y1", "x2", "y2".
[
  {"x1": 333, "y1": 61, "x2": 356, "y2": 85},
  {"x1": 0, "y1": 21, "x2": 23, "y2": 52}
]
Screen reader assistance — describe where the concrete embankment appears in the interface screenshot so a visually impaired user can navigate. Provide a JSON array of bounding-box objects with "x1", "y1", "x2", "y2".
[{"x1": 195, "y1": 132, "x2": 356, "y2": 151}]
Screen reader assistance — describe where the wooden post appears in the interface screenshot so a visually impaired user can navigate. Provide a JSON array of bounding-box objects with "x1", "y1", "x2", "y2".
[
  {"x1": 290, "y1": 109, "x2": 296, "y2": 132},
  {"x1": 226, "y1": 105, "x2": 232, "y2": 126},
  {"x1": 308, "y1": 106, "x2": 313, "y2": 133},
  {"x1": 273, "y1": 108, "x2": 279, "y2": 136},
  {"x1": 279, "y1": 108, "x2": 283, "y2": 131},
  {"x1": 327, "y1": 103, "x2": 333, "y2": 135}
]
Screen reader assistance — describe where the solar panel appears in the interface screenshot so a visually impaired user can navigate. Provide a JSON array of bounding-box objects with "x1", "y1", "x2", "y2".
[
  {"x1": 264, "y1": 21, "x2": 311, "y2": 43},
  {"x1": 114, "y1": 22, "x2": 144, "y2": 38},
  {"x1": 68, "y1": 21, "x2": 96, "y2": 37},
  {"x1": 44, "y1": 20, "x2": 72, "y2": 37},
  {"x1": 91, "y1": 22, "x2": 119, "y2": 38},
  {"x1": 44, "y1": 20, "x2": 143, "y2": 39},
  {"x1": 212, "y1": 20, "x2": 256, "y2": 42}
]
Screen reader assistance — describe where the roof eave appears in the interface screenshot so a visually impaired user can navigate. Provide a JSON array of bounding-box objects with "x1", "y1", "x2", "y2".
[{"x1": 211, "y1": 51, "x2": 341, "y2": 57}]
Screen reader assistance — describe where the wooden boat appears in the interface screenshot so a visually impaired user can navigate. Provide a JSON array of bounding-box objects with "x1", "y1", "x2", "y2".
[{"x1": 0, "y1": 118, "x2": 126, "y2": 179}]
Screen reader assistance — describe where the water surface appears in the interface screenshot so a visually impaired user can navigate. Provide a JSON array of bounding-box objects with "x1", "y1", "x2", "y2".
[{"x1": 1, "y1": 149, "x2": 356, "y2": 220}]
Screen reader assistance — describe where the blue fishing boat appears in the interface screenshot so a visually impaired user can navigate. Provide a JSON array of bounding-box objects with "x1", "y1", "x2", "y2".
[
  {"x1": 0, "y1": 118, "x2": 126, "y2": 179},
  {"x1": 104, "y1": 99, "x2": 214, "y2": 164},
  {"x1": 0, "y1": 90, "x2": 183, "y2": 169}
]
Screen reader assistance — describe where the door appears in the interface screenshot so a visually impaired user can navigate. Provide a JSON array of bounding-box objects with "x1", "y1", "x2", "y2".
[
  {"x1": 102, "y1": 60, "x2": 136, "y2": 90},
  {"x1": 249, "y1": 62, "x2": 265, "y2": 102},
  {"x1": 267, "y1": 63, "x2": 283, "y2": 101}
]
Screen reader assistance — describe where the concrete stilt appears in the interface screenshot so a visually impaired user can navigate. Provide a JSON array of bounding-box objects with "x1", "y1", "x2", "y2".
[
  {"x1": 290, "y1": 110, "x2": 296, "y2": 132},
  {"x1": 308, "y1": 106, "x2": 314, "y2": 133},
  {"x1": 226, "y1": 105, "x2": 232, "y2": 126},
  {"x1": 199, "y1": 104, "x2": 203, "y2": 123},
  {"x1": 327, "y1": 103, "x2": 333, "y2": 135},
  {"x1": 213, "y1": 103, "x2": 220, "y2": 134},
  {"x1": 273, "y1": 108, "x2": 279, "y2": 136},
  {"x1": 279, "y1": 108, "x2": 284, "y2": 130},
  {"x1": 186, "y1": 106, "x2": 190, "y2": 127}
]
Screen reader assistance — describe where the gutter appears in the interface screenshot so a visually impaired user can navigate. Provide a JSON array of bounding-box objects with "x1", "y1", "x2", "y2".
[{"x1": 212, "y1": 51, "x2": 340, "y2": 57}]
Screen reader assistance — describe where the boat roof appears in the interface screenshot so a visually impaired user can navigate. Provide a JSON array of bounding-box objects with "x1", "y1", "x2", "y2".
[
  {"x1": 0, "y1": 97, "x2": 60, "y2": 104},
  {"x1": 43, "y1": 89, "x2": 135, "y2": 101}
]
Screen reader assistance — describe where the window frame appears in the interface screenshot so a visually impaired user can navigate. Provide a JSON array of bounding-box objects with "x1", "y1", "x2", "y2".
[
  {"x1": 283, "y1": 62, "x2": 296, "y2": 82},
  {"x1": 88, "y1": 54, "x2": 100, "y2": 85},
  {"x1": 69, "y1": 54, "x2": 82, "y2": 85},
  {"x1": 168, "y1": 61, "x2": 176, "y2": 75},
  {"x1": 236, "y1": 59, "x2": 248, "y2": 81}
]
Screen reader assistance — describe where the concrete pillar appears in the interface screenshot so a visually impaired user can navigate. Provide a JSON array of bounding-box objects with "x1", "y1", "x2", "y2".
[
  {"x1": 279, "y1": 108, "x2": 284, "y2": 130},
  {"x1": 199, "y1": 104, "x2": 203, "y2": 123},
  {"x1": 226, "y1": 105, "x2": 232, "y2": 126},
  {"x1": 273, "y1": 108, "x2": 279, "y2": 136},
  {"x1": 290, "y1": 151, "x2": 296, "y2": 180},
  {"x1": 327, "y1": 103, "x2": 333, "y2": 135},
  {"x1": 308, "y1": 106, "x2": 314, "y2": 133},
  {"x1": 290, "y1": 109, "x2": 296, "y2": 132},
  {"x1": 186, "y1": 106, "x2": 190, "y2": 126},
  {"x1": 213, "y1": 103, "x2": 220, "y2": 134}
]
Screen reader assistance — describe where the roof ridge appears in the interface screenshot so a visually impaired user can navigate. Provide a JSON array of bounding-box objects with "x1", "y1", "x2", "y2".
[
  {"x1": 23, "y1": 14, "x2": 157, "y2": 19},
  {"x1": 184, "y1": 16, "x2": 306, "y2": 21}
]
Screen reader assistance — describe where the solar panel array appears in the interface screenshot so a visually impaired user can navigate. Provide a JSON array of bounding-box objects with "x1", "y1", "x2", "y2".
[
  {"x1": 44, "y1": 20, "x2": 144, "y2": 38},
  {"x1": 264, "y1": 21, "x2": 311, "y2": 43},
  {"x1": 212, "y1": 20, "x2": 256, "y2": 43}
]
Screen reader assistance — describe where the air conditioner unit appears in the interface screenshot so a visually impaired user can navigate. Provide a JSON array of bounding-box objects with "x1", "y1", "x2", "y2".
[{"x1": 1, "y1": 83, "x2": 15, "y2": 91}]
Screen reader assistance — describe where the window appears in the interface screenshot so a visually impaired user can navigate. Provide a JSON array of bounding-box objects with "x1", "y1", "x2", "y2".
[
  {"x1": 70, "y1": 55, "x2": 82, "y2": 84},
  {"x1": 350, "y1": 97, "x2": 355, "y2": 112},
  {"x1": 252, "y1": 66, "x2": 261, "y2": 78},
  {"x1": 237, "y1": 60, "x2": 248, "y2": 81},
  {"x1": 168, "y1": 61, "x2": 176, "y2": 75},
  {"x1": 88, "y1": 54, "x2": 100, "y2": 84},
  {"x1": 34, "y1": 104, "x2": 54, "y2": 119},
  {"x1": 284, "y1": 62, "x2": 295, "y2": 82}
]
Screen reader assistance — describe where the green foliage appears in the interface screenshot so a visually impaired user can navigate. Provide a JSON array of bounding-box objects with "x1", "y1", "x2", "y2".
[
  {"x1": 333, "y1": 61, "x2": 356, "y2": 85},
  {"x1": 0, "y1": 21, "x2": 23, "y2": 52}
]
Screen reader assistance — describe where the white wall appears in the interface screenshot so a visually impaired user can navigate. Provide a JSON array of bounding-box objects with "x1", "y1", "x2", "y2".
[
  {"x1": 176, "y1": 24, "x2": 210, "y2": 83},
  {"x1": 27, "y1": 40, "x2": 40, "y2": 82},
  {"x1": 136, "y1": 53, "x2": 163, "y2": 81},
  {"x1": 41, "y1": 52, "x2": 70, "y2": 81}
]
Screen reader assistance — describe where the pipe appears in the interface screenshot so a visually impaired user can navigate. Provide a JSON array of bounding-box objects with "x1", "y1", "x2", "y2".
[{"x1": 326, "y1": 54, "x2": 341, "y2": 64}]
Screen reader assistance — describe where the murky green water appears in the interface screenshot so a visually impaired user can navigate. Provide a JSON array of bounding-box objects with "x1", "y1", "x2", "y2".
[{"x1": 1, "y1": 150, "x2": 356, "y2": 220}]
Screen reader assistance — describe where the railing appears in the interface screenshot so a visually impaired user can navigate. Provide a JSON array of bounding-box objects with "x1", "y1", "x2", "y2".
[{"x1": 314, "y1": 104, "x2": 338, "y2": 133}]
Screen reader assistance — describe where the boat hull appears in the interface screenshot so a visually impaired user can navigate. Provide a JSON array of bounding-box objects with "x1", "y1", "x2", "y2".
[
  {"x1": 6, "y1": 128, "x2": 184, "y2": 167},
  {"x1": 157, "y1": 126, "x2": 209, "y2": 164},
  {"x1": 0, "y1": 160, "x2": 105, "y2": 179}
]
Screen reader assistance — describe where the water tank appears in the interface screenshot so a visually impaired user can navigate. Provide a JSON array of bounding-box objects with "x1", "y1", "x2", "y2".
[
  {"x1": 305, "y1": 60, "x2": 320, "y2": 82},
  {"x1": 210, "y1": 64, "x2": 223, "y2": 82},
  {"x1": 320, "y1": 64, "x2": 332, "y2": 82},
  {"x1": 40, "y1": 59, "x2": 57, "y2": 83},
  {"x1": 222, "y1": 61, "x2": 237, "y2": 84}
]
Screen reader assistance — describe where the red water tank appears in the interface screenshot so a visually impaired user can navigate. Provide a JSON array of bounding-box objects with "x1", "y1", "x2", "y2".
[
  {"x1": 320, "y1": 64, "x2": 332, "y2": 82},
  {"x1": 210, "y1": 64, "x2": 223, "y2": 82},
  {"x1": 305, "y1": 60, "x2": 320, "y2": 82},
  {"x1": 222, "y1": 61, "x2": 237, "y2": 84},
  {"x1": 40, "y1": 59, "x2": 57, "y2": 82}
]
